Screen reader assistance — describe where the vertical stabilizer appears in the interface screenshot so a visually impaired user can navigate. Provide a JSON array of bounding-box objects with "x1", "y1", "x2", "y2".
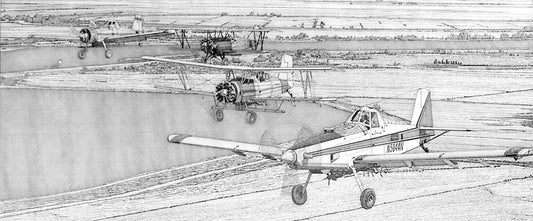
[
  {"x1": 132, "y1": 15, "x2": 144, "y2": 33},
  {"x1": 280, "y1": 55, "x2": 293, "y2": 68},
  {"x1": 278, "y1": 55, "x2": 295, "y2": 96},
  {"x1": 279, "y1": 54, "x2": 294, "y2": 85},
  {"x1": 411, "y1": 89, "x2": 433, "y2": 127}
]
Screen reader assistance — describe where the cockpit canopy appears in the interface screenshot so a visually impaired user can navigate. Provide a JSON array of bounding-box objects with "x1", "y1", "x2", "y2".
[
  {"x1": 232, "y1": 71, "x2": 271, "y2": 84},
  {"x1": 347, "y1": 107, "x2": 385, "y2": 129}
]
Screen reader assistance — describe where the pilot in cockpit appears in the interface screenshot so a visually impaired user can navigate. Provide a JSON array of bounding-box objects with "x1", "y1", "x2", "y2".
[
  {"x1": 347, "y1": 109, "x2": 371, "y2": 130},
  {"x1": 360, "y1": 113, "x2": 370, "y2": 125},
  {"x1": 359, "y1": 112, "x2": 370, "y2": 129},
  {"x1": 256, "y1": 71, "x2": 270, "y2": 82}
]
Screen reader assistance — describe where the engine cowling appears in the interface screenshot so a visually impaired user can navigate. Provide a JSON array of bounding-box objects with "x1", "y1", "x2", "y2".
[
  {"x1": 215, "y1": 78, "x2": 290, "y2": 104},
  {"x1": 79, "y1": 28, "x2": 98, "y2": 44}
]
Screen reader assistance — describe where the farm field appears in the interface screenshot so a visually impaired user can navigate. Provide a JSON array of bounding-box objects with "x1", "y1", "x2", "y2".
[{"x1": 1, "y1": 0, "x2": 532, "y2": 220}]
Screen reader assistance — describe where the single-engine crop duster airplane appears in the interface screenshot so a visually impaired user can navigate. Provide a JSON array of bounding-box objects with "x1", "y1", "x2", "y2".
[
  {"x1": 166, "y1": 89, "x2": 533, "y2": 209},
  {"x1": 143, "y1": 55, "x2": 332, "y2": 123},
  {"x1": 77, "y1": 28, "x2": 173, "y2": 59}
]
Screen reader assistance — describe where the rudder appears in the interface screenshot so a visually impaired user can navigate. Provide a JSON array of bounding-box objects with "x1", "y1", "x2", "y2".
[{"x1": 410, "y1": 89, "x2": 433, "y2": 128}]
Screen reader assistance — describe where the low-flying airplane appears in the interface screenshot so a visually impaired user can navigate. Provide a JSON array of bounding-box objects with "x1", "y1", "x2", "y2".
[
  {"x1": 165, "y1": 88, "x2": 533, "y2": 209},
  {"x1": 76, "y1": 16, "x2": 175, "y2": 59},
  {"x1": 77, "y1": 28, "x2": 173, "y2": 59},
  {"x1": 161, "y1": 26, "x2": 270, "y2": 62},
  {"x1": 143, "y1": 55, "x2": 331, "y2": 123},
  {"x1": 198, "y1": 27, "x2": 268, "y2": 62}
]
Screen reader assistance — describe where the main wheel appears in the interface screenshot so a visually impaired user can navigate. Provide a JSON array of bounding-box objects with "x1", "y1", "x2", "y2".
[
  {"x1": 246, "y1": 110, "x2": 257, "y2": 124},
  {"x1": 78, "y1": 49, "x2": 87, "y2": 59},
  {"x1": 105, "y1": 49, "x2": 113, "y2": 58},
  {"x1": 214, "y1": 109, "x2": 224, "y2": 122},
  {"x1": 360, "y1": 188, "x2": 376, "y2": 209},
  {"x1": 291, "y1": 184, "x2": 307, "y2": 205}
]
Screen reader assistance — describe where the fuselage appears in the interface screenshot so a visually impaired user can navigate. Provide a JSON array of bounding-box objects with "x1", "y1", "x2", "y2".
[
  {"x1": 290, "y1": 107, "x2": 424, "y2": 170},
  {"x1": 215, "y1": 75, "x2": 290, "y2": 104}
]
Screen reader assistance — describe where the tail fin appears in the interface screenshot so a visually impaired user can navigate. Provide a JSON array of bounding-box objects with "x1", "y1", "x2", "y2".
[
  {"x1": 279, "y1": 54, "x2": 294, "y2": 84},
  {"x1": 280, "y1": 55, "x2": 293, "y2": 68},
  {"x1": 69, "y1": 24, "x2": 77, "y2": 37},
  {"x1": 278, "y1": 55, "x2": 294, "y2": 95},
  {"x1": 410, "y1": 89, "x2": 433, "y2": 127},
  {"x1": 132, "y1": 15, "x2": 144, "y2": 33}
]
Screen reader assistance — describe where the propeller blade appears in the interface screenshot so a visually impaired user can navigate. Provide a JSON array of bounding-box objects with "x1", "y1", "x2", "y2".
[{"x1": 280, "y1": 126, "x2": 315, "y2": 195}]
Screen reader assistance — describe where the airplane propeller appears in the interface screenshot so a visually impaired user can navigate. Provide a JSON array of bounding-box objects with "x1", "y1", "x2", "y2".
[
  {"x1": 265, "y1": 126, "x2": 315, "y2": 196},
  {"x1": 257, "y1": 125, "x2": 316, "y2": 196},
  {"x1": 215, "y1": 82, "x2": 237, "y2": 103},
  {"x1": 79, "y1": 28, "x2": 92, "y2": 44}
]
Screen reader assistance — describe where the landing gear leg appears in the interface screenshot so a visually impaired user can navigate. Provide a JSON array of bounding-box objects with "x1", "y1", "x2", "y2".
[
  {"x1": 421, "y1": 144, "x2": 430, "y2": 153},
  {"x1": 102, "y1": 40, "x2": 113, "y2": 58},
  {"x1": 291, "y1": 172, "x2": 312, "y2": 205},
  {"x1": 350, "y1": 165, "x2": 376, "y2": 209}
]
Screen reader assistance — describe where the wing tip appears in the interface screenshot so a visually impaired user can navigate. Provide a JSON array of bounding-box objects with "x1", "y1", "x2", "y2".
[
  {"x1": 167, "y1": 134, "x2": 191, "y2": 143},
  {"x1": 505, "y1": 147, "x2": 533, "y2": 157},
  {"x1": 142, "y1": 56, "x2": 157, "y2": 61}
]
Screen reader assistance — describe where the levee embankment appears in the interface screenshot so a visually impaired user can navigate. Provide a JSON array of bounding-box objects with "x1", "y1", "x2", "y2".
[
  {"x1": 3, "y1": 39, "x2": 531, "y2": 73},
  {"x1": 265, "y1": 40, "x2": 533, "y2": 51},
  {"x1": 0, "y1": 44, "x2": 192, "y2": 73}
]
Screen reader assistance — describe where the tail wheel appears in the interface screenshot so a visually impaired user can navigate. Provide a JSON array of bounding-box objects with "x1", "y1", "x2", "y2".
[
  {"x1": 360, "y1": 188, "x2": 376, "y2": 209},
  {"x1": 246, "y1": 110, "x2": 257, "y2": 124},
  {"x1": 78, "y1": 49, "x2": 87, "y2": 59},
  {"x1": 291, "y1": 184, "x2": 307, "y2": 205},
  {"x1": 214, "y1": 109, "x2": 224, "y2": 122},
  {"x1": 105, "y1": 49, "x2": 113, "y2": 58}
]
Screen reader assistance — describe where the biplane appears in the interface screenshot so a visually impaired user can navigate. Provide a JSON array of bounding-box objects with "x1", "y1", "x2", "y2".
[
  {"x1": 166, "y1": 26, "x2": 269, "y2": 62},
  {"x1": 77, "y1": 28, "x2": 173, "y2": 59},
  {"x1": 143, "y1": 55, "x2": 331, "y2": 123},
  {"x1": 166, "y1": 88, "x2": 533, "y2": 209},
  {"x1": 76, "y1": 16, "x2": 175, "y2": 59}
]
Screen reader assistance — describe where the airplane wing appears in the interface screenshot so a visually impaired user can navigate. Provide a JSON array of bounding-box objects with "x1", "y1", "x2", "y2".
[
  {"x1": 26, "y1": 35, "x2": 78, "y2": 42},
  {"x1": 419, "y1": 127, "x2": 472, "y2": 132},
  {"x1": 250, "y1": 97, "x2": 340, "y2": 102},
  {"x1": 167, "y1": 134, "x2": 283, "y2": 157},
  {"x1": 167, "y1": 133, "x2": 533, "y2": 172},
  {"x1": 156, "y1": 25, "x2": 272, "y2": 32},
  {"x1": 352, "y1": 147, "x2": 533, "y2": 170},
  {"x1": 142, "y1": 56, "x2": 332, "y2": 71},
  {"x1": 103, "y1": 30, "x2": 174, "y2": 44},
  {"x1": 298, "y1": 147, "x2": 533, "y2": 173}
]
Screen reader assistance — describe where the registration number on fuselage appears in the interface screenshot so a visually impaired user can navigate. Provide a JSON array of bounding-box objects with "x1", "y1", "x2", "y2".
[{"x1": 386, "y1": 142, "x2": 404, "y2": 153}]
